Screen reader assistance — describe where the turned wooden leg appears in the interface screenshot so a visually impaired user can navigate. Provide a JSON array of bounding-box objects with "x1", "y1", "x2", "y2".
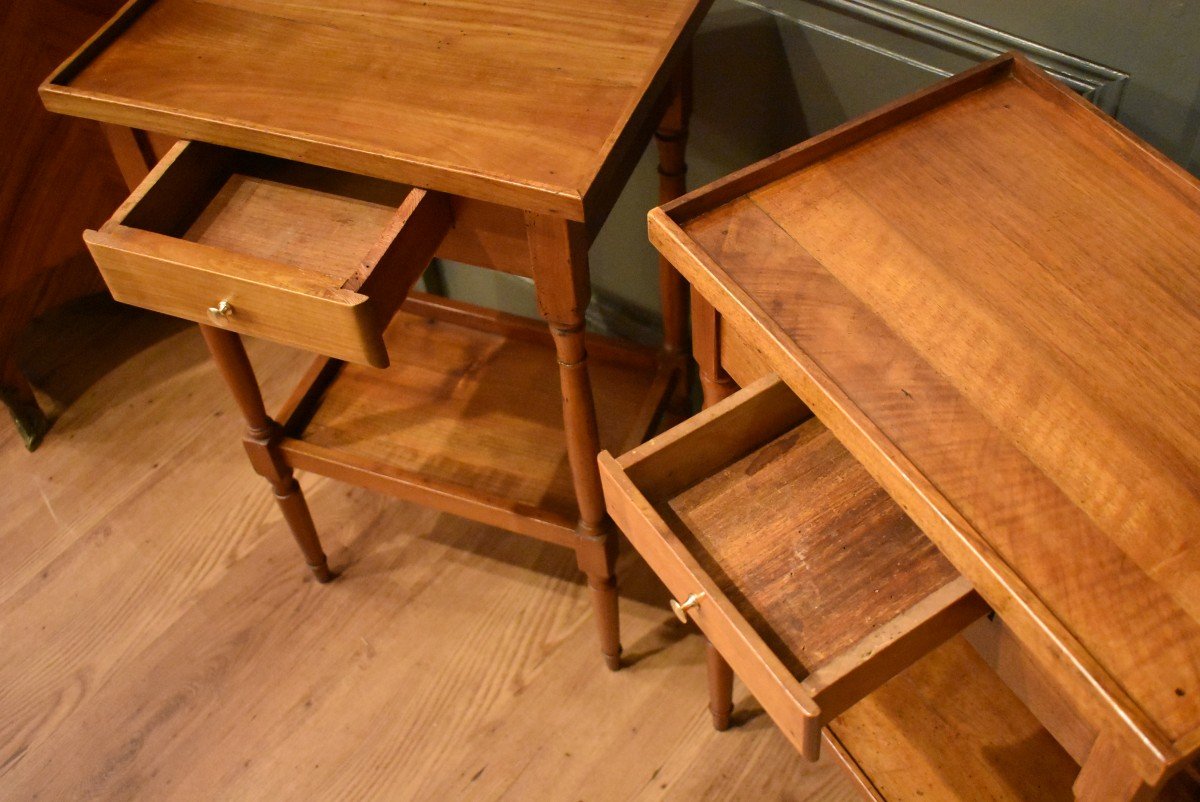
[
  {"x1": 552, "y1": 319, "x2": 620, "y2": 669},
  {"x1": 0, "y1": 353, "x2": 49, "y2": 451},
  {"x1": 655, "y1": 56, "x2": 692, "y2": 356},
  {"x1": 527, "y1": 213, "x2": 621, "y2": 670},
  {"x1": 692, "y1": 308, "x2": 738, "y2": 722},
  {"x1": 706, "y1": 640, "x2": 734, "y2": 731},
  {"x1": 199, "y1": 324, "x2": 333, "y2": 583},
  {"x1": 578, "y1": 515, "x2": 621, "y2": 672},
  {"x1": 691, "y1": 286, "x2": 737, "y2": 407}
]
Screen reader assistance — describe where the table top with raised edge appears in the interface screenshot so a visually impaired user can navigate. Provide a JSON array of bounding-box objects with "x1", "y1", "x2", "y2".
[
  {"x1": 40, "y1": 0, "x2": 710, "y2": 222},
  {"x1": 649, "y1": 52, "x2": 1200, "y2": 785}
]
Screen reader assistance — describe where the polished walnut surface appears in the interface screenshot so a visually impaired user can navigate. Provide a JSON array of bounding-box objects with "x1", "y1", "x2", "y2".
[
  {"x1": 651, "y1": 54, "x2": 1200, "y2": 784},
  {"x1": 41, "y1": 0, "x2": 708, "y2": 220}
]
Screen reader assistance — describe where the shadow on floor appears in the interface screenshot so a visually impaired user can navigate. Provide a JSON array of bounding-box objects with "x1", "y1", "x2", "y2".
[{"x1": 16, "y1": 295, "x2": 196, "y2": 435}]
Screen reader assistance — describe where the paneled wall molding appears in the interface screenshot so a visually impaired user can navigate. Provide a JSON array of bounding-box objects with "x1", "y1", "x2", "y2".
[{"x1": 737, "y1": 0, "x2": 1130, "y2": 113}]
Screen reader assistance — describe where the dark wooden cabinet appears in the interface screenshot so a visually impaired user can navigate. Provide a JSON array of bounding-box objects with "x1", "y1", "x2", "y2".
[{"x1": 0, "y1": 0, "x2": 132, "y2": 448}]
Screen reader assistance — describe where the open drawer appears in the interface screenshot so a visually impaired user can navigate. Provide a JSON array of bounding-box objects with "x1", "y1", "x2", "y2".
[
  {"x1": 85, "y1": 141, "x2": 451, "y2": 367},
  {"x1": 598, "y1": 374, "x2": 990, "y2": 760}
]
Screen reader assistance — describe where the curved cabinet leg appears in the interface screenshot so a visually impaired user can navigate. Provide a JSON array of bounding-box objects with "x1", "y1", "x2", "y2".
[
  {"x1": 199, "y1": 324, "x2": 333, "y2": 583},
  {"x1": 527, "y1": 213, "x2": 621, "y2": 670},
  {"x1": 1, "y1": 356, "x2": 49, "y2": 451},
  {"x1": 706, "y1": 639, "x2": 734, "y2": 731}
]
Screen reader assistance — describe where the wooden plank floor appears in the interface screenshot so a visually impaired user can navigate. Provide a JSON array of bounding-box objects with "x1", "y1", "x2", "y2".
[{"x1": 0, "y1": 301, "x2": 856, "y2": 801}]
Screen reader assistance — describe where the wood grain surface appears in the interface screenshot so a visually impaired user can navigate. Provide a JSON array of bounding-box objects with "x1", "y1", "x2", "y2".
[
  {"x1": 0, "y1": 308, "x2": 856, "y2": 800},
  {"x1": 182, "y1": 158, "x2": 414, "y2": 283},
  {"x1": 649, "y1": 54, "x2": 1200, "y2": 785},
  {"x1": 41, "y1": 0, "x2": 712, "y2": 221},
  {"x1": 667, "y1": 416, "x2": 960, "y2": 676}
]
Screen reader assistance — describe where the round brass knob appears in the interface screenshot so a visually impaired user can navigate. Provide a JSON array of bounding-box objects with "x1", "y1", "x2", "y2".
[
  {"x1": 670, "y1": 591, "x2": 706, "y2": 623},
  {"x1": 207, "y1": 300, "x2": 234, "y2": 322}
]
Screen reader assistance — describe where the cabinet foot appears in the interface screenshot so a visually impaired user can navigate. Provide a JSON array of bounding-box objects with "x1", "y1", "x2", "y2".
[{"x1": 1, "y1": 362, "x2": 49, "y2": 451}]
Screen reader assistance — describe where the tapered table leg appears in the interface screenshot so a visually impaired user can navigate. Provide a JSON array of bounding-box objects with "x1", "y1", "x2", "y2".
[
  {"x1": 706, "y1": 640, "x2": 734, "y2": 731},
  {"x1": 527, "y1": 214, "x2": 621, "y2": 670},
  {"x1": 199, "y1": 324, "x2": 333, "y2": 583}
]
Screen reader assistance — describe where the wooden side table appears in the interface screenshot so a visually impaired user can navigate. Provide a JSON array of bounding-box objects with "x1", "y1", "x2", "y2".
[
  {"x1": 41, "y1": 0, "x2": 713, "y2": 670},
  {"x1": 603, "y1": 53, "x2": 1200, "y2": 798}
]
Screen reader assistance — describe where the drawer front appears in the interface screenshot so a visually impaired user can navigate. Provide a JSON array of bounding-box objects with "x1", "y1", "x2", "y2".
[
  {"x1": 86, "y1": 227, "x2": 388, "y2": 366},
  {"x1": 601, "y1": 452, "x2": 824, "y2": 757},
  {"x1": 85, "y1": 140, "x2": 451, "y2": 368}
]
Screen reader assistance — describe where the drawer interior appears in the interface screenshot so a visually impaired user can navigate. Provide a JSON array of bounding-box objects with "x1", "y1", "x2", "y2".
[
  {"x1": 658, "y1": 414, "x2": 963, "y2": 681},
  {"x1": 605, "y1": 375, "x2": 988, "y2": 757},
  {"x1": 115, "y1": 142, "x2": 416, "y2": 288}
]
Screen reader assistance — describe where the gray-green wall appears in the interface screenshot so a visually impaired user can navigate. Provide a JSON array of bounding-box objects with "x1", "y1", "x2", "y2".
[{"x1": 434, "y1": 0, "x2": 1200, "y2": 336}]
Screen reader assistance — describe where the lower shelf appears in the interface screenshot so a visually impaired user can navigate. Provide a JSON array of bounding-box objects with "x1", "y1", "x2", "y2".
[
  {"x1": 826, "y1": 634, "x2": 1078, "y2": 801},
  {"x1": 277, "y1": 293, "x2": 681, "y2": 546}
]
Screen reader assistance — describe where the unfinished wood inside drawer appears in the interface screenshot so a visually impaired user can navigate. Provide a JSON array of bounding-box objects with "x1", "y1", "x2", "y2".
[
  {"x1": 599, "y1": 374, "x2": 989, "y2": 759},
  {"x1": 85, "y1": 140, "x2": 450, "y2": 366}
]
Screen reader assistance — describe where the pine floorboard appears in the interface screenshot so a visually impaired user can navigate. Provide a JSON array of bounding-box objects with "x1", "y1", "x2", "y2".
[{"x1": 0, "y1": 301, "x2": 856, "y2": 801}]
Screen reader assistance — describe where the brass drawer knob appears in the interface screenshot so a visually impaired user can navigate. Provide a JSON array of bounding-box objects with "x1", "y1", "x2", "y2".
[
  {"x1": 207, "y1": 300, "x2": 234, "y2": 322},
  {"x1": 670, "y1": 592, "x2": 706, "y2": 623}
]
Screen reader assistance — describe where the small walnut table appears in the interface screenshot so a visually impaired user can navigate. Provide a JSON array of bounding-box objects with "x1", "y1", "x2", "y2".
[
  {"x1": 603, "y1": 53, "x2": 1200, "y2": 798},
  {"x1": 41, "y1": 0, "x2": 713, "y2": 670}
]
